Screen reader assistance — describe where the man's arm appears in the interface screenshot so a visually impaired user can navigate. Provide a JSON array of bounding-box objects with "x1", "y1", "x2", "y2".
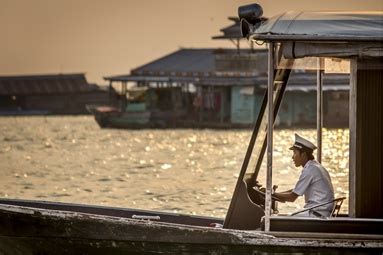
[{"x1": 273, "y1": 190, "x2": 298, "y2": 202}]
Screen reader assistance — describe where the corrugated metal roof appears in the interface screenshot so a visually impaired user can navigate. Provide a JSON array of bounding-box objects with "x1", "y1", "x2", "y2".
[
  {"x1": 131, "y1": 48, "x2": 259, "y2": 75},
  {"x1": 0, "y1": 73, "x2": 97, "y2": 95},
  {"x1": 105, "y1": 48, "x2": 266, "y2": 82},
  {"x1": 131, "y1": 49, "x2": 216, "y2": 75},
  {"x1": 104, "y1": 48, "x2": 349, "y2": 91},
  {"x1": 104, "y1": 75, "x2": 171, "y2": 82},
  {"x1": 104, "y1": 75, "x2": 198, "y2": 83},
  {"x1": 249, "y1": 11, "x2": 383, "y2": 42}
]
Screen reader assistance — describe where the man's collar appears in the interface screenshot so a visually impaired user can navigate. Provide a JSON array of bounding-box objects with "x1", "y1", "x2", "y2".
[{"x1": 303, "y1": 160, "x2": 313, "y2": 169}]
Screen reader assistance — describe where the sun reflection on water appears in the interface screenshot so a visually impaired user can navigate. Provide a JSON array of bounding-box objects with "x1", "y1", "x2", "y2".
[{"x1": 0, "y1": 116, "x2": 349, "y2": 218}]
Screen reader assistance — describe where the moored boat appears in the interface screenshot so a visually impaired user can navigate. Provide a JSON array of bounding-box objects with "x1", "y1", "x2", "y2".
[{"x1": 0, "y1": 199, "x2": 382, "y2": 254}]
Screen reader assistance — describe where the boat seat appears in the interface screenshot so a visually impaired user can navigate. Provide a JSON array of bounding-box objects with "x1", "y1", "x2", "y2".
[
  {"x1": 290, "y1": 197, "x2": 346, "y2": 217},
  {"x1": 330, "y1": 197, "x2": 346, "y2": 217}
]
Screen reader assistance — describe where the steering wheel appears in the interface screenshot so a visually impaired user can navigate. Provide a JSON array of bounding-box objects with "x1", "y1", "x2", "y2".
[{"x1": 252, "y1": 187, "x2": 283, "y2": 202}]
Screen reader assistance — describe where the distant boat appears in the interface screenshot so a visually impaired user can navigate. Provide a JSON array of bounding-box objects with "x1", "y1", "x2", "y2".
[
  {"x1": 1, "y1": 4, "x2": 383, "y2": 254},
  {"x1": 87, "y1": 104, "x2": 152, "y2": 129},
  {"x1": 87, "y1": 86, "x2": 186, "y2": 129}
]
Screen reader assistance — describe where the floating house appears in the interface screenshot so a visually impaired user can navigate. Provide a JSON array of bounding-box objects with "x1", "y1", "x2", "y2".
[
  {"x1": 95, "y1": 17, "x2": 351, "y2": 129},
  {"x1": 100, "y1": 48, "x2": 269, "y2": 128},
  {"x1": 101, "y1": 47, "x2": 349, "y2": 129},
  {"x1": 0, "y1": 73, "x2": 114, "y2": 115}
]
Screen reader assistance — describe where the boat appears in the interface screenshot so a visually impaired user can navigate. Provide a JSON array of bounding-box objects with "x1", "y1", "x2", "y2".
[
  {"x1": 1, "y1": 198, "x2": 382, "y2": 254},
  {"x1": 88, "y1": 104, "x2": 152, "y2": 129},
  {"x1": 1, "y1": 3, "x2": 383, "y2": 254},
  {"x1": 88, "y1": 85, "x2": 187, "y2": 129}
]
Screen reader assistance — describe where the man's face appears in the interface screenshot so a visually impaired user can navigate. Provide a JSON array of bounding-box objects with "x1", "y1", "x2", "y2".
[{"x1": 292, "y1": 149, "x2": 304, "y2": 167}]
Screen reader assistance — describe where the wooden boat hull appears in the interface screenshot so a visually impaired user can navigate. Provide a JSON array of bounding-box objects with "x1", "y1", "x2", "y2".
[
  {"x1": 88, "y1": 105, "x2": 152, "y2": 129},
  {"x1": 0, "y1": 203, "x2": 269, "y2": 254},
  {"x1": 0, "y1": 200, "x2": 382, "y2": 254}
]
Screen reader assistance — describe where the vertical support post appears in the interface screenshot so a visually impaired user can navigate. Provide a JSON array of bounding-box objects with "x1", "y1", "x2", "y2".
[
  {"x1": 185, "y1": 83, "x2": 189, "y2": 113},
  {"x1": 349, "y1": 59, "x2": 357, "y2": 218},
  {"x1": 316, "y1": 58, "x2": 323, "y2": 163},
  {"x1": 199, "y1": 87, "x2": 203, "y2": 123},
  {"x1": 121, "y1": 81, "x2": 127, "y2": 112},
  {"x1": 220, "y1": 90, "x2": 224, "y2": 123},
  {"x1": 108, "y1": 80, "x2": 112, "y2": 105},
  {"x1": 265, "y1": 42, "x2": 275, "y2": 232}
]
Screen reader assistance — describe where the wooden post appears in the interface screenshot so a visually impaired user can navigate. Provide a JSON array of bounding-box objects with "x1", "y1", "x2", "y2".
[
  {"x1": 316, "y1": 58, "x2": 324, "y2": 163},
  {"x1": 220, "y1": 89, "x2": 224, "y2": 123},
  {"x1": 265, "y1": 42, "x2": 274, "y2": 232},
  {"x1": 349, "y1": 59, "x2": 357, "y2": 218},
  {"x1": 108, "y1": 80, "x2": 112, "y2": 105},
  {"x1": 199, "y1": 87, "x2": 203, "y2": 123},
  {"x1": 121, "y1": 81, "x2": 127, "y2": 112}
]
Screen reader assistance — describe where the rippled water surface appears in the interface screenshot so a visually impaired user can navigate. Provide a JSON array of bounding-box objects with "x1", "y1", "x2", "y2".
[{"x1": 0, "y1": 116, "x2": 349, "y2": 217}]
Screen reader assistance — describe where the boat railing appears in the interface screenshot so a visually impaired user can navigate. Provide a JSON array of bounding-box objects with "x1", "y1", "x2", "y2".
[{"x1": 290, "y1": 197, "x2": 346, "y2": 217}]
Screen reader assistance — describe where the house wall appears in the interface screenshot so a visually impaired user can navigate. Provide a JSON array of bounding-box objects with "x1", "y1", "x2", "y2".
[
  {"x1": 197, "y1": 87, "x2": 230, "y2": 123},
  {"x1": 215, "y1": 52, "x2": 268, "y2": 74},
  {"x1": 277, "y1": 92, "x2": 316, "y2": 127},
  {"x1": 230, "y1": 86, "x2": 262, "y2": 124}
]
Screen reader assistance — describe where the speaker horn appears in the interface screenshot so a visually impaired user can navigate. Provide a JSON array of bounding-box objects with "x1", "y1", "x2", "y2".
[
  {"x1": 240, "y1": 19, "x2": 251, "y2": 38},
  {"x1": 238, "y1": 3, "x2": 263, "y2": 24}
]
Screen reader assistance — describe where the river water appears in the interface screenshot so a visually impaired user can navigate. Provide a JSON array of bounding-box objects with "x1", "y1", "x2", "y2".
[{"x1": 0, "y1": 116, "x2": 349, "y2": 218}]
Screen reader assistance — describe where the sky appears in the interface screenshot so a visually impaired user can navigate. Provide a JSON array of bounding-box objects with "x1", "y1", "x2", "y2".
[{"x1": 1, "y1": 0, "x2": 382, "y2": 85}]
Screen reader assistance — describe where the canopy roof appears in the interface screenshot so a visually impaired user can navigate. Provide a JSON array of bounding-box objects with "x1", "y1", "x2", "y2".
[
  {"x1": 250, "y1": 11, "x2": 383, "y2": 42},
  {"x1": 212, "y1": 17, "x2": 243, "y2": 40}
]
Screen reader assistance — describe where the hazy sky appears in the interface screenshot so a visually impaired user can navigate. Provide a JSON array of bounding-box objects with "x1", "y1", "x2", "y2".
[{"x1": 1, "y1": 0, "x2": 382, "y2": 84}]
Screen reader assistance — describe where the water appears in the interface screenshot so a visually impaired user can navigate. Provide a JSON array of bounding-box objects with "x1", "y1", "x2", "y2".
[{"x1": 0, "y1": 116, "x2": 349, "y2": 217}]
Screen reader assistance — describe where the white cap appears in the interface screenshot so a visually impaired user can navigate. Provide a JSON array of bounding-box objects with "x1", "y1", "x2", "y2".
[{"x1": 289, "y1": 133, "x2": 317, "y2": 151}]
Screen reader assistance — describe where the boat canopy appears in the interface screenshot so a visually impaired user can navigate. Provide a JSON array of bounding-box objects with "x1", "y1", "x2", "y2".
[{"x1": 250, "y1": 11, "x2": 383, "y2": 42}]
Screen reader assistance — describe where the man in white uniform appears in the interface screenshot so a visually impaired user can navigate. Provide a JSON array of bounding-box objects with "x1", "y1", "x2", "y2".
[{"x1": 273, "y1": 134, "x2": 335, "y2": 217}]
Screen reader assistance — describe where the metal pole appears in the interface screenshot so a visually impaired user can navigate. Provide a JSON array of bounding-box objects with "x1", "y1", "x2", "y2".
[
  {"x1": 121, "y1": 81, "x2": 127, "y2": 112},
  {"x1": 199, "y1": 87, "x2": 203, "y2": 123},
  {"x1": 316, "y1": 58, "x2": 323, "y2": 163},
  {"x1": 220, "y1": 90, "x2": 224, "y2": 123},
  {"x1": 265, "y1": 42, "x2": 274, "y2": 232},
  {"x1": 108, "y1": 80, "x2": 112, "y2": 105}
]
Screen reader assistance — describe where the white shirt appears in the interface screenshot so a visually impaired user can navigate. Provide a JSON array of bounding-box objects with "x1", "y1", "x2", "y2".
[{"x1": 293, "y1": 160, "x2": 334, "y2": 216}]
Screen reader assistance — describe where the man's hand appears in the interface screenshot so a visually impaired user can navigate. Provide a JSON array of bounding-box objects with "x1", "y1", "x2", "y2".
[{"x1": 273, "y1": 191, "x2": 298, "y2": 202}]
